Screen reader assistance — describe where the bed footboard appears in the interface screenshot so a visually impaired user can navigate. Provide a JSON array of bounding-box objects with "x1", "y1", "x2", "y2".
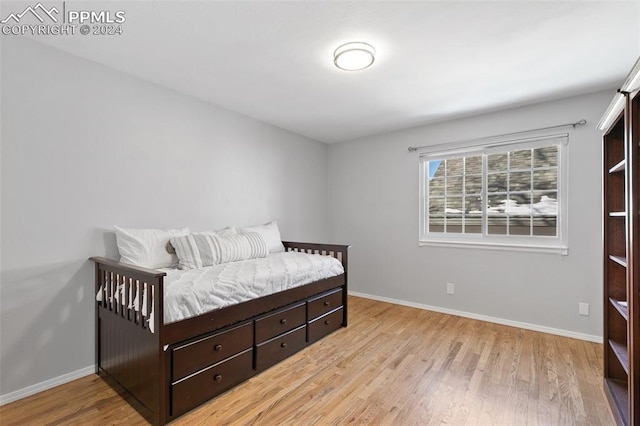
[
  {"x1": 282, "y1": 241, "x2": 350, "y2": 326},
  {"x1": 90, "y1": 256, "x2": 167, "y2": 422},
  {"x1": 282, "y1": 241, "x2": 349, "y2": 267}
]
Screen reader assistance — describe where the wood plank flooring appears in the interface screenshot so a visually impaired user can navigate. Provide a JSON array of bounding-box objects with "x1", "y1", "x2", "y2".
[{"x1": 0, "y1": 296, "x2": 613, "y2": 425}]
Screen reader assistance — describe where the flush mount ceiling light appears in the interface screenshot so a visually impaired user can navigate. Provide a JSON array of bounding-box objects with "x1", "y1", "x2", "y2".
[{"x1": 334, "y1": 42, "x2": 376, "y2": 71}]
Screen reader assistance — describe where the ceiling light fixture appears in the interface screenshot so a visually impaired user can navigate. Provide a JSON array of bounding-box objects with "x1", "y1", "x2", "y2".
[{"x1": 334, "y1": 42, "x2": 376, "y2": 71}]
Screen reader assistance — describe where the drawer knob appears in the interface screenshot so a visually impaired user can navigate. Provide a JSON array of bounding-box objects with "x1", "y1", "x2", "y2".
[
  {"x1": 324, "y1": 301, "x2": 330, "y2": 306},
  {"x1": 281, "y1": 342, "x2": 288, "y2": 348},
  {"x1": 214, "y1": 344, "x2": 222, "y2": 351},
  {"x1": 280, "y1": 318, "x2": 287, "y2": 324},
  {"x1": 214, "y1": 374, "x2": 223, "y2": 382},
  {"x1": 324, "y1": 320, "x2": 331, "y2": 325}
]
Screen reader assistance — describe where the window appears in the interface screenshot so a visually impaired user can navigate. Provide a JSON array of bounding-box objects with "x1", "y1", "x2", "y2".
[{"x1": 419, "y1": 134, "x2": 568, "y2": 254}]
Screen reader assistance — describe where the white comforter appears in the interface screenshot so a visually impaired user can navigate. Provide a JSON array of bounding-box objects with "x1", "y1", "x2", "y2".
[{"x1": 161, "y1": 251, "x2": 344, "y2": 326}]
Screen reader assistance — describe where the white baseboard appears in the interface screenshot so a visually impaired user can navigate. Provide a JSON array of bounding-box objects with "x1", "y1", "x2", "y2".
[
  {"x1": 348, "y1": 290, "x2": 602, "y2": 344},
  {"x1": 0, "y1": 365, "x2": 94, "y2": 406}
]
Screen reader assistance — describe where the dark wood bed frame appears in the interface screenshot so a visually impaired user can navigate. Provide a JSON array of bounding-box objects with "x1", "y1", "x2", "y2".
[{"x1": 90, "y1": 241, "x2": 348, "y2": 425}]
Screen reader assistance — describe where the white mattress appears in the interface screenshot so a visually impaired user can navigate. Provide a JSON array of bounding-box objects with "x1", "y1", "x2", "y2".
[{"x1": 160, "y1": 251, "x2": 344, "y2": 326}]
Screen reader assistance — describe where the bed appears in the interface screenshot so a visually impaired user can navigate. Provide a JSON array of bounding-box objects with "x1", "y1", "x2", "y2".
[{"x1": 91, "y1": 240, "x2": 349, "y2": 425}]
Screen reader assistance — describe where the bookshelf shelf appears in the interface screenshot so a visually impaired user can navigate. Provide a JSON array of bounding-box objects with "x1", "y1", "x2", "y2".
[
  {"x1": 609, "y1": 159, "x2": 626, "y2": 174},
  {"x1": 610, "y1": 297, "x2": 629, "y2": 321}
]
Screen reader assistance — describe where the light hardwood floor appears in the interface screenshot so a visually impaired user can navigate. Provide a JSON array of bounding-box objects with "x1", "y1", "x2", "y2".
[{"x1": 0, "y1": 296, "x2": 613, "y2": 425}]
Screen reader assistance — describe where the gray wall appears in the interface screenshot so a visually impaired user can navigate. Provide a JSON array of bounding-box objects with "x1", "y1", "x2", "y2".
[
  {"x1": 0, "y1": 37, "x2": 329, "y2": 397},
  {"x1": 0, "y1": 35, "x2": 612, "y2": 400},
  {"x1": 327, "y1": 90, "x2": 609, "y2": 339}
]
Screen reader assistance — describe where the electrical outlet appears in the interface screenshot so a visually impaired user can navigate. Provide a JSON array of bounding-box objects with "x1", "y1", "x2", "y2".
[
  {"x1": 579, "y1": 302, "x2": 590, "y2": 316},
  {"x1": 447, "y1": 283, "x2": 455, "y2": 294}
]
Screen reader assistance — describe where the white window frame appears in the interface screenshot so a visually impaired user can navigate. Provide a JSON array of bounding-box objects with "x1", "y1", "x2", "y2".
[{"x1": 418, "y1": 133, "x2": 568, "y2": 255}]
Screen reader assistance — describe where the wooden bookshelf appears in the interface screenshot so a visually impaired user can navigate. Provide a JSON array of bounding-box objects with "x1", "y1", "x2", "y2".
[{"x1": 601, "y1": 59, "x2": 640, "y2": 426}]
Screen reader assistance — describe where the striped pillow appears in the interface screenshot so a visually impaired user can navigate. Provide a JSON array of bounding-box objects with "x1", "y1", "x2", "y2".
[{"x1": 171, "y1": 232, "x2": 268, "y2": 269}]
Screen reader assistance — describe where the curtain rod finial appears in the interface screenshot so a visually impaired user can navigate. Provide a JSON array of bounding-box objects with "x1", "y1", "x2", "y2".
[
  {"x1": 574, "y1": 119, "x2": 587, "y2": 128},
  {"x1": 408, "y1": 147, "x2": 417, "y2": 152}
]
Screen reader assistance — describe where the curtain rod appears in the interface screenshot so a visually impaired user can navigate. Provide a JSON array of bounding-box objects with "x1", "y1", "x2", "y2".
[{"x1": 407, "y1": 119, "x2": 587, "y2": 153}]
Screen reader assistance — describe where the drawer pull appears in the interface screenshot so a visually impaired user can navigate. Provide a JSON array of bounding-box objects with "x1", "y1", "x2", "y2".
[
  {"x1": 280, "y1": 318, "x2": 287, "y2": 324},
  {"x1": 324, "y1": 320, "x2": 331, "y2": 325},
  {"x1": 213, "y1": 374, "x2": 223, "y2": 382},
  {"x1": 324, "y1": 301, "x2": 330, "y2": 306},
  {"x1": 214, "y1": 344, "x2": 222, "y2": 351},
  {"x1": 281, "y1": 342, "x2": 288, "y2": 348}
]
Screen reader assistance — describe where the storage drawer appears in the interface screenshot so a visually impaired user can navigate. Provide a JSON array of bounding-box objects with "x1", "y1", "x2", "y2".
[
  {"x1": 172, "y1": 321, "x2": 253, "y2": 381},
  {"x1": 307, "y1": 288, "x2": 343, "y2": 320},
  {"x1": 171, "y1": 348, "x2": 253, "y2": 416},
  {"x1": 308, "y1": 307, "x2": 343, "y2": 344},
  {"x1": 255, "y1": 302, "x2": 306, "y2": 344},
  {"x1": 255, "y1": 325, "x2": 307, "y2": 371}
]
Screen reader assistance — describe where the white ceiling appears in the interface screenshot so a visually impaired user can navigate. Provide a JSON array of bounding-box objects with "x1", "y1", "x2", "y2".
[{"x1": 24, "y1": 0, "x2": 640, "y2": 143}]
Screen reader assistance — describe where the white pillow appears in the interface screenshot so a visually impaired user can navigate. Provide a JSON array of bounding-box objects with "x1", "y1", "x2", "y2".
[
  {"x1": 114, "y1": 226, "x2": 190, "y2": 269},
  {"x1": 238, "y1": 221, "x2": 285, "y2": 253},
  {"x1": 197, "y1": 227, "x2": 237, "y2": 237},
  {"x1": 215, "y1": 232, "x2": 268, "y2": 264},
  {"x1": 171, "y1": 232, "x2": 268, "y2": 269}
]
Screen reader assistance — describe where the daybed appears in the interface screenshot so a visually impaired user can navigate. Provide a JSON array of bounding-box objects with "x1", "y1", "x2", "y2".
[{"x1": 91, "y1": 239, "x2": 349, "y2": 425}]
